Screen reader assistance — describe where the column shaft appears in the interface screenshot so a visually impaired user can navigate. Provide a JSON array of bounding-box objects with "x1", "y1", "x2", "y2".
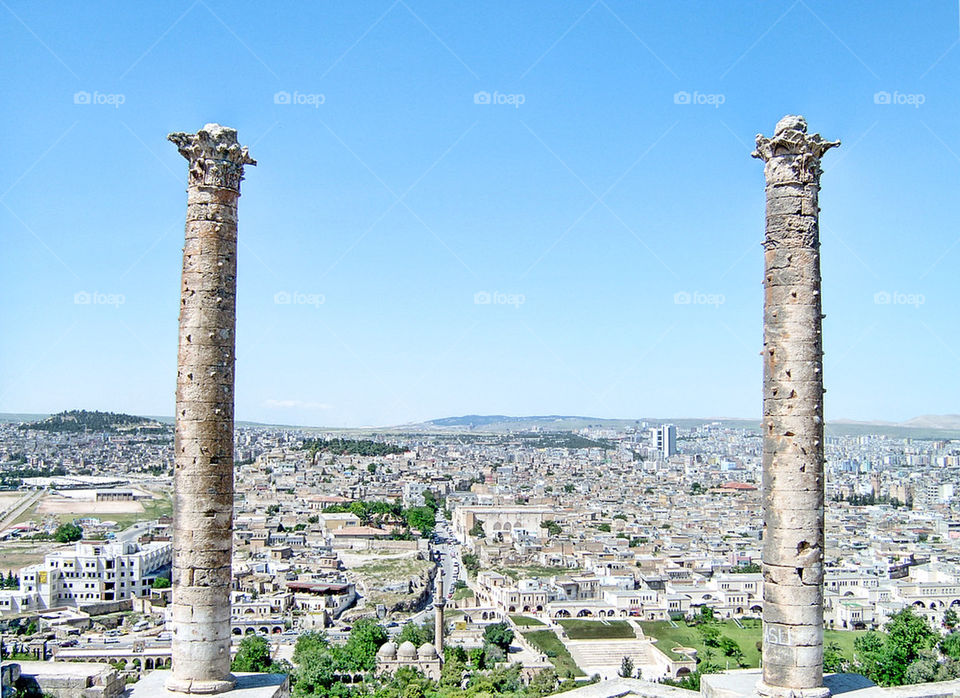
[
  {"x1": 753, "y1": 115, "x2": 838, "y2": 697},
  {"x1": 167, "y1": 124, "x2": 255, "y2": 695}
]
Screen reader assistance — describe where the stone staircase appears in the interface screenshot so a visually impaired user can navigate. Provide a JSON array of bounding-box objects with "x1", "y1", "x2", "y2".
[{"x1": 564, "y1": 639, "x2": 660, "y2": 681}]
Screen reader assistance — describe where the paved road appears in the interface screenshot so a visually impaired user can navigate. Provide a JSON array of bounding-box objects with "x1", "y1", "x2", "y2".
[{"x1": 0, "y1": 489, "x2": 45, "y2": 535}]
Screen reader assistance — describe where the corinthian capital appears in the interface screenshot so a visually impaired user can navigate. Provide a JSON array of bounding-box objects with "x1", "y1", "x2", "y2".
[
  {"x1": 753, "y1": 115, "x2": 839, "y2": 184},
  {"x1": 168, "y1": 123, "x2": 256, "y2": 192}
]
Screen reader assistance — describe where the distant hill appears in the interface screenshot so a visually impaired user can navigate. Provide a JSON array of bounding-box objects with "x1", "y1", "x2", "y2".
[{"x1": 19, "y1": 410, "x2": 167, "y2": 434}]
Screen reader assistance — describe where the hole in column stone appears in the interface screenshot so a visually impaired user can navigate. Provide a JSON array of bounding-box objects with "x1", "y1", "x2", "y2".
[
  {"x1": 797, "y1": 541, "x2": 811, "y2": 555},
  {"x1": 796, "y1": 568, "x2": 804, "y2": 580},
  {"x1": 785, "y1": 370, "x2": 791, "y2": 378},
  {"x1": 784, "y1": 431, "x2": 795, "y2": 437}
]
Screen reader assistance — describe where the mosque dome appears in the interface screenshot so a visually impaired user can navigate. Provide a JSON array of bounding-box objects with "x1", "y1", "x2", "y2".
[
  {"x1": 377, "y1": 642, "x2": 397, "y2": 659},
  {"x1": 397, "y1": 641, "x2": 418, "y2": 659},
  {"x1": 417, "y1": 642, "x2": 438, "y2": 659}
]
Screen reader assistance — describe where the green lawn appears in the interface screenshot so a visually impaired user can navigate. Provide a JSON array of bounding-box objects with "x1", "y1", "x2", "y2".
[
  {"x1": 511, "y1": 615, "x2": 546, "y2": 627},
  {"x1": 453, "y1": 586, "x2": 475, "y2": 601},
  {"x1": 639, "y1": 619, "x2": 867, "y2": 669},
  {"x1": 525, "y1": 629, "x2": 585, "y2": 677},
  {"x1": 559, "y1": 619, "x2": 635, "y2": 639}
]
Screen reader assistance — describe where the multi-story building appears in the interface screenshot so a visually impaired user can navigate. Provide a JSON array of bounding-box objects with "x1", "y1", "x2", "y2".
[{"x1": 0, "y1": 541, "x2": 171, "y2": 613}]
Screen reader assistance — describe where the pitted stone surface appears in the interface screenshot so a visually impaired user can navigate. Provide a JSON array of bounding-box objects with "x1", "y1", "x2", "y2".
[
  {"x1": 753, "y1": 116, "x2": 838, "y2": 694},
  {"x1": 168, "y1": 124, "x2": 254, "y2": 695}
]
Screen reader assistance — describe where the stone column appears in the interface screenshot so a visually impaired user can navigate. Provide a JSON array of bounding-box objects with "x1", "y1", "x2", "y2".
[
  {"x1": 434, "y1": 575, "x2": 445, "y2": 655},
  {"x1": 167, "y1": 124, "x2": 255, "y2": 695},
  {"x1": 753, "y1": 116, "x2": 838, "y2": 697}
]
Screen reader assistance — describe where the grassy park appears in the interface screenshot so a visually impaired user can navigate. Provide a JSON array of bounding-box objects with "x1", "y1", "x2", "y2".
[
  {"x1": 525, "y1": 629, "x2": 585, "y2": 677},
  {"x1": 558, "y1": 619, "x2": 636, "y2": 639}
]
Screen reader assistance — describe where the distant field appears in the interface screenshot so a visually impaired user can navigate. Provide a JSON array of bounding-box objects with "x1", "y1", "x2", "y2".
[
  {"x1": 0, "y1": 542, "x2": 71, "y2": 572},
  {"x1": 525, "y1": 629, "x2": 585, "y2": 677},
  {"x1": 559, "y1": 619, "x2": 635, "y2": 639},
  {"x1": 511, "y1": 615, "x2": 546, "y2": 627},
  {"x1": 12, "y1": 491, "x2": 171, "y2": 531}
]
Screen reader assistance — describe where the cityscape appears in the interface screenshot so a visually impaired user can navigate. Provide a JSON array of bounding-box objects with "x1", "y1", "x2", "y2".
[{"x1": 3, "y1": 3, "x2": 960, "y2": 698}]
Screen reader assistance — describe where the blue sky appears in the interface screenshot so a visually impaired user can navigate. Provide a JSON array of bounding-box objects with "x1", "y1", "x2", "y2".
[{"x1": 1, "y1": 1, "x2": 958, "y2": 427}]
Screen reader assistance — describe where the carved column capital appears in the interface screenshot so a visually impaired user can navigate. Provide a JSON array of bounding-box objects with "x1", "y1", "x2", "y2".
[
  {"x1": 168, "y1": 123, "x2": 256, "y2": 192},
  {"x1": 753, "y1": 115, "x2": 839, "y2": 185}
]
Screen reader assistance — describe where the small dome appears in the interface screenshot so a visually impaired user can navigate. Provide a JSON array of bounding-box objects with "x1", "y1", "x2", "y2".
[
  {"x1": 377, "y1": 641, "x2": 397, "y2": 659},
  {"x1": 397, "y1": 641, "x2": 417, "y2": 658},
  {"x1": 417, "y1": 642, "x2": 437, "y2": 659}
]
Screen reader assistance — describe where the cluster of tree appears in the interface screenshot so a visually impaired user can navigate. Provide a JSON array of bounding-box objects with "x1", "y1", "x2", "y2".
[
  {"x1": 152, "y1": 576, "x2": 171, "y2": 589},
  {"x1": 0, "y1": 571, "x2": 19, "y2": 589},
  {"x1": 19, "y1": 410, "x2": 156, "y2": 433},
  {"x1": 515, "y1": 433, "x2": 614, "y2": 450},
  {"x1": 232, "y1": 635, "x2": 291, "y2": 674},
  {"x1": 322, "y1": 498, "x2": 438, "y2": 537},
  {"x1": 54, "y1": 522, "x2": 83, "y2": 543},
  {"x1": 689, "y1": 482, "x2": 707, "y2": 495},
  {"x1": 460, "y1": 553, "x2": 479, "y2": 573},
  {"x1": 833, "y1": 492, "x2": 906, "y2": 508},
  {"x1": 842, "y1": 607, "x2": 960, "y2": 686},
  {"x1": 540, "y1": 520, "x2": 562, "y2": 537},
  {"x1": 0, "y1": 465, "x2": 66, "y2": 489},
  {"x1": 302, "y1": 438, "x2": 405, "y2": 458}
]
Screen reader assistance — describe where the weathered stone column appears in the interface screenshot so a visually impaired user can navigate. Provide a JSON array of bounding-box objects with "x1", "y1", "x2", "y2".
[
  {"x1": 167, "y1": 124, "x2": 255, "y2": 695},
  {"x1": 753, "y1": 116, "x2": 838, "y2": 697},
  {"x1": 434, "y1": 575, "x2": 445, "y2": 655}
]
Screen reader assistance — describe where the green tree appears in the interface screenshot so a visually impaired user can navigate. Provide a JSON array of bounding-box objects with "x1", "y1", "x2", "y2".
[
  {"x1": 699, "y1": 625, "x2": 720, "y2": 648},
  {"x1": 945, "y1": 608, "x2": 959, "y2": 630},
  {"x1": 231, "y1": 635, "x2": 273, "y2": 673},
  {"x1": 619, "y1": 656, "x2": 634, "y2": 678},
  {"x1": 942, "y1": 632, "x2": 960, "y2": 660},
  {"x1": 469, "y1": 521, "x2": 485, "y2": 538},
  {"x1": 540, "y1": 520, "x2": 562, "y2": 537},
  {"x1": 483, "y1": 622, "x2": 514, "y2": 651},
  {"x1": 823, "y1": 641, "x2": 847, "y2": 672},
  {"x1": 367, "y1": 463, "x2": 377, "y2": 474},
  {"x1": 342, "y1": 618, "x2": 388, "y2": 671},
  {"x1": 461, "y1": 553, "x2": 479, "y2": 573},
  {"x1": 54, "y1": 522, "x2": 82, "y2": 543},
  {"x1": 151, "y1": 576, "x2": 171, "y2": 589},
  {"x1": 398, "y1": 620, "x2": 434, "y2": 647},
  {"x1": 854, "y1": 608, "x2": 939, "y2": 686},
  {"x1": 405, "y1": 506, "x2": 436, "y2": 535}
]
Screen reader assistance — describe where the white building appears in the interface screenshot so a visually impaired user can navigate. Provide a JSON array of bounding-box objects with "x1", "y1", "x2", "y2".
[
  {"x1": 0, "y1": 540, "x2": 171, "y2": 613},
  {"x1": 655, "y1": 425, "x2": 677, "y2": 460}
]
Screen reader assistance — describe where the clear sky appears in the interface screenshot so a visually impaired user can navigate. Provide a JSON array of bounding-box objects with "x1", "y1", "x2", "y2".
[{"x1": 1, "y1": 1, "x2": 958, "y2": 427}]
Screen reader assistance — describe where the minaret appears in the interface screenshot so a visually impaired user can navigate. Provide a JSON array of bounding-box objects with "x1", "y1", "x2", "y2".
[
  {"x1": 434, "y1": 574, "x2": 445, "y2": 655},
  {"x1": 753, "y1": 115, "x2": 838, "y2": 697},
  {"x1": 167, "y1": 124, "x2": 255, "y2": 695}
]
